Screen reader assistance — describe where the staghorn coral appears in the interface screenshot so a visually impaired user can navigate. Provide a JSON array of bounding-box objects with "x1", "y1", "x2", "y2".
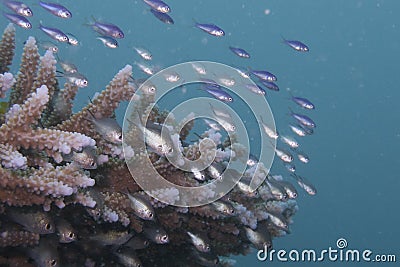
[{"x1": 0, "y1": 27, "x2": 300, "y2": 267}]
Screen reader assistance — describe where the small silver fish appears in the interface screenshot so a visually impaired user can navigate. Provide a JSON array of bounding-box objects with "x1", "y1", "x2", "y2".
[
  {"x1": 191, "y1": 62, "x2": 207, "y2": 75},
  {"x1": 130, "y1": 114, "x2": 173, "y2": 155},
  {"x1": 114, "y1": 249, "x2": 142, "y2": 267},
  {"x1": 268, "y1": 212, "x2": 290, "y2": 232},
  {"x1": 210, "y1": 200, "x2": 235, "y2": 217},
  {"x1": 187, "y1": 231, "x2": 211, "y2": 253},
  {"x1": 96, "y1": 36, "x2": 118, "y2": 48},
  {"x1": 66, "y1": 33, "x2": 79, "y2": 46},
  {"x1": 190, "y1": 167, "x2": 206, "y2": 181},
  {"x1": 275, "y1": 147, "x2": 293, "y2": 163},
  {"x1": 133, "y1": 46, "x2": 152, "y2": 60},
  {"x1": 163, "y1": 71, "x2": 180, "y2": 82},
  {"x1": 3, "y1": 1, "x2": 33, "y2": 17},
  {"x1": 126, "y1": 192, "x2": 155, "y2": 221},
  {"x1": 206, "y1": 162, "x2": 225, "y2": 181},
  {"x1": 58, "y1": 60, "x2": 78, "y2": 74},
  {"x1": 280, "y1": 135, "x2": 299, "y2": 149},
  {"x1": 260, "y1": 116, "x2": 278, "y2": 140},
  {"x1": 88, "y1": 115, "x2": 122, "y2": 144},
  {"x1": 143, "y1": 0, "x2": 170, "y2": 13},
  {"x1": 38, "y1": 41, "x2": 58, "y2": 53},
  {"x1": 90, "y1": 230, "x2": 134, "y2": 246},
  {"x1": 29, "y1": 239, "x2": 59, "y2": 267},
  {"x1": 265, "y1": 176, "x2": 288, "y2": 201},
  {"x1": 291, "y1": 174, "x2": 316, "y2": 196},
  {"x1": 60, "y1": 72, "x2": 88, "y2": 87},
  {"x1": 55, "y1": 218, "x2": 77, "y2": 243},
  {"x1": 143, "y1": 224, "x2": 169, "y2": 244},
  {"x1": 3, "y1": 12, "x2": 31, "y2": 29},
  {"x1": 124, "y1": 235, "x2": 150, "y2": 250},
  {"x1": 135, "y1": 61, "x2": 155, "y2": 75},
  {"x1": 39, "y1": 24, "x2": 68, "y2": 42},
  {"x1": 39, "y1": 1, "x2": 72, "y2": 19},
  {"x1": 278, "y1": 180, "x2": 298, "y2": 199},
  {"x1": 297, "y1": 151, "x2": 310, "y2": 163},
  {"x1": 284, "y1": 162, "x2": 296, "y2": 173},
  {"x1": 289, "y1": 124, "x2": 307, "y2": 137},
  {"x1": 243, "y1": 226, "x2": 272, "y2": 250},
  {"x1": 66, "y1": 146, "x2": 97, "y2": 169},
  {"x1": 7, "y1": 209, "x2": 55, "y2": 234}
]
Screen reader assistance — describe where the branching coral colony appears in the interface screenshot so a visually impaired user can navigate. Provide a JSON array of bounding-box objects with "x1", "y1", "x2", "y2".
[{"x1": 0, "y1": 24, "x2": 298, "y2": 267}]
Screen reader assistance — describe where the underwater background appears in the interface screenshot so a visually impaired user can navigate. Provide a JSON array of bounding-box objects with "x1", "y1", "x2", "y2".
[{"x1": 1, "y1": 0, "x2": 399, "y2": 266}]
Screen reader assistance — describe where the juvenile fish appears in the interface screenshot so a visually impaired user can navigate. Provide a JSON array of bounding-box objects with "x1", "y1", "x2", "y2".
[
  {"x1": 28, "y1": 239, "x2": 59, "y2": 267},
  {"x1": 163, "y1": 71, "x2": 180, "y2": 82},
  {"x1": 265, "y1": 176, "x2": 288, "y2": 201},
  {"x1": 66, "y1": 33, "x2": 79, "y2": 46},
  {"x1": 201, "y1": 85, "x2": 233, "y2": 102},
  {"x1": 229, "y1": 46, "x2": 250, "y2": 58},
  {"x1": 133, "y1": 46, "x2": 152, "y2": 61},
  {"x1": 289, "y1": 108, "x2": 316, "y2": 128},
  {"x1": 65, "y1": 146, "x2": 98, "y2": 169},
  {"x1": 60, "y1": 71, "x2": 88, "y2": 87},
  {"x1": 126, "y1": 192, "x2": 155, "y2": 221},
  {"x1": 143, "y1": 224, "x2": 169, "y2": 244},
  {"x1": 39, "y1": 24, "x2": 68, "y2": 42},
  {"x1": 90, "y1": 230, "x2": 134, "y2": 246},
  {"x1": 125, "y1": 235, "x2": 150, "y2": 250},
  {"x1": 114, "y1": 249, "x2": 142, "y2": 267},
  {"x1": 206, "y1": 162, "x2": 225, "y2": 181},
  {"x1": 282, "y1": 37, "x2": 309, "y2": 52},
  {"x1": 135, "y1": 61, "x2": 155, "y2": 75},
  {"x1": 143, "y1": 0, "x2": 171, "y2": 13},
  {"x1": 259, "y1": 116, "x2": 278, "y2": 139},
  {"x1": 58, "y1": 59, "x2": 78, "y2": 74},
  {"x1": 246, "y1": 153, "x2": 259, "y2": 167},
  {"x1": 7, "y1": 210, "x2": 55, "y2": 234},
  {"x1": 250, "y1": 68, "x2": 277, "y2": 82},
  {"x1": 130, "y1": 113, "x2": 173, "y2": 155},
  {"x1": 260, "y1": 80, "x2": 279, "y2": 91},
  {"x1": 38, "y1": 41, "x2": 58, "y2": 53},
  {"x1": 3, "y1": 13, "x2": 31, "y2": 29},
  {"x1": 278, "y1": 180, "x2": 298, "y2": 199},
  {"x1": 210, "y1": 200, "x2": 235, "y2": 217},
  {"x1": 244, "y1": 226, "x2": 272, "y2": 250},
  {"x1": 290, "y1": 95, "x2": 315, "y2": 109},
  {"x1": 284, "y1": 162, "x2": 296, "y2": 173},
  {"x1": 3, "y1": 1, "x2": 33, "y2": 17},
  {"x1": 150, "y1": 9, "x2": 174, "y2": 24},
  {"x1": 88, "y1": 115, "x2": 122, "y2": 144},
  {"x1": 187, "y1": 231, "x2": 211, "y2": 253},
  {"x1": 291, "y1": 174, "x2": 317, "y2": 195},
  {"x1": 268, "y1": 211, "x2": 290, "y2": 232},
  {"x1": 280, "y1": 135, "x2": 299, "y2": 149},
  {"x1": 39, "y1": 1, "x2": 72, "y2": 19},
  {"x1": 297, "y1": 151, "x2": 310, "y2": 163},
  {"x1": 191, "y1": 62, "x2": 207, "y2": 75},
  {"x1": 55, "y1": 218, "x2": 77, "y2": 243},
  {"x1": 194, "y1": 21, "x2": 225, "y2": 37},
  {"x1": 190, "y1": 167, "x2": 206, "y2": 181},
  {"x1": 88, "y1": 17, "x2": 124, "y2": 39},
  {"x1": 275, "y1": 146, "x2": 294, "y2": 163},
  {"x1": 289, "y1": 124, "x2": 307, "y2": 137},
  {"x1": 244, "y1": 83, "x2": 266, "y2": 95},
  {"x1": 96, "y1": 36, "x2": 118, "y2": 48}
]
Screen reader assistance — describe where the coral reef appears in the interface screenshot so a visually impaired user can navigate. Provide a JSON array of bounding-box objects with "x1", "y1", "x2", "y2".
[{"x1": 0, "y1": 24, "x2": 299, "y2": 267}]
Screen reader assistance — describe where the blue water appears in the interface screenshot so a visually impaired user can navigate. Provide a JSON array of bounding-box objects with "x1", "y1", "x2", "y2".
[{"x1": 2, "y1": 0, "x2": 399, "y2": 266}]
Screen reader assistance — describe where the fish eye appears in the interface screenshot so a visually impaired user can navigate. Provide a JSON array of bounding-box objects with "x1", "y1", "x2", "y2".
[
  {"x1": 293, "y1": 193, "x2": 297, "y2": 198},
  {"x1": 144, "y1": 240, "x2": 150, "y2": 246},
  {"x1": 63, "y1": 36, "x2": 68, "y2": 41},
  {"x1": 49, "y1": 259, "x2": 57, "y2": 266},
  {"x1": 148, "y1": 212, "x2": 153, "y2": 218},
  {"x1": 45, "y1": 223, "x2": 52, "y2": 230},
  {"x1": 26, "y1": 23, "x2": 32, "y2": 28},
  {"x1": 228, "y1": 97, "x2": 233, "y2": 102},
  {"x1": 68, "y1": 232, "x2": 75, "y2": 238},
  {"x1": 90, "y1": 161, "x2": 96, "y2": 167},
  {"x1": 230, "y1": 209, "x2": 235, "y2": 214},
  {"x1": 118, "y1": 134, "x2": 122, "y2": 140},
  {"x1": 205, "y1": 245, "x2": 210, "y2": 251},
  {"x1": 161, "y1": 235, "x2": 168, "y2": 242}
]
